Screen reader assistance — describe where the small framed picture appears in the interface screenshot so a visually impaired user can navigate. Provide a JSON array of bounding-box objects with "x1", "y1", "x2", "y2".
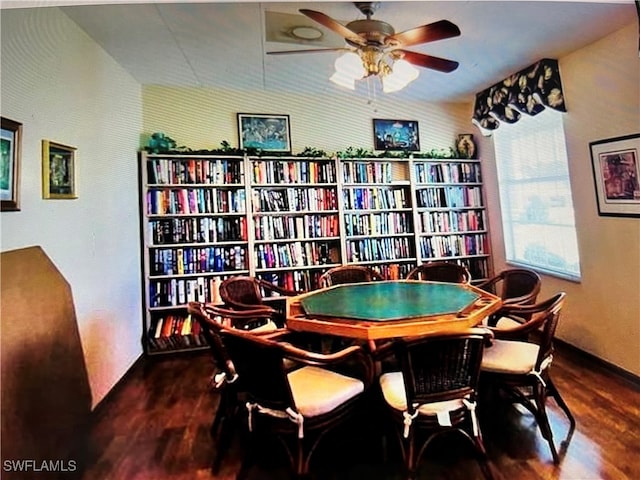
[
  {"x1": 1, "y1": 117, "x2": 22, "y2": 211},
  {"x1": 373, "y1": 119, "x2": 420, "y2": 151},
  {"x1": 238, "y1": 113, "x2": 291, "y2": 153},
  {"x1": 589, "y1": 133, "x2": 640, "y2": 217},
  {"x1": 457, "y1": 133, "x2": 477, "y2": 159},
  {"x1": 42, "y1": 140, "x2": 77, "y2": 199}
]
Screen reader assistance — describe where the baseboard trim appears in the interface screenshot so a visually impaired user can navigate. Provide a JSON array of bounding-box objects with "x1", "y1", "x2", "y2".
[{"x1": 556, "y1": 338, "x2": 640, "y2": 389}]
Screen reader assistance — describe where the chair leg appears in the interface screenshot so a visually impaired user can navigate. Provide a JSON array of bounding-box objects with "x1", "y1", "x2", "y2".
[
  {"x1": 212, "y1": 411, "x2": 237, "y2": 473},
  {"x1": 547, "y1": 377, "x2": 576, "y2": 431},
  {"x1": 531, "y1": 383, "x2": 560, "y2": 463}
]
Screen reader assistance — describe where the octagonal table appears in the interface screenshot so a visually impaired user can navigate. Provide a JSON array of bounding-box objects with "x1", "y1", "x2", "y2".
[{"x1": 285, "y1": 280, "x2": 502, "y2": 341}]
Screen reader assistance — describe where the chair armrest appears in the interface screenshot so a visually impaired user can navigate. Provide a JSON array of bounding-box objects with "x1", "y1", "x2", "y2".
[
  {"x1": 199, "y1": 303, "x2": 279, "y2": 330},
  {"x1": 486, "y1": 308, "x2": 545, "y2": 340},
  {"x1": 281, "y1": 342, "x2": 375, "y2": 387},
  {"x1": 475, "y1": 275, "x2": 499, "y2": 294}
]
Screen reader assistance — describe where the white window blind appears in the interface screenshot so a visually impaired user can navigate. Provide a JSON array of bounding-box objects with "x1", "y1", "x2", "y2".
[{"x1": 493, "y1": 110, "x2": 581, "y2": 280}]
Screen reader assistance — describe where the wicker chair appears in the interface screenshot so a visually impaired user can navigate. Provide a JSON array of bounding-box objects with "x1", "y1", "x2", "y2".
[
  {"x1": 189, "y1": 301, "x2": 374, "y2": 477},
  {"x1": 219, "y1": 276, "x2": 301, "y2": 327},
  {"x1": 379, "y1": 328, "x2": 495, "y2": 479},
  {"x1": 187, "y1": 304, "x2": 278, "y2": 473},
  {"x1": 405, "y1": 261, "x2": 471, "y2": 283},
  {"x1": 476, "y1": 268, "x2": 542, "y2": 328},
  {"x1": 480, "y1": 292, "x2": 575, "y2": 463},
  {"x1": 318, "y1": 265, "x2": 383, "y2": 288}
]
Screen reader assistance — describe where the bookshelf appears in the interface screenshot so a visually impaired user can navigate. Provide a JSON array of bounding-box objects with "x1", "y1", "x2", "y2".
[
  {"x1": 339, "y1": 158, "x2": 417, "y2": 279},
  {"x1": 140, "y1": 153, "x2": 251, "y2": 354},
  {"x1": 250, "y1": 157, "x2": 342, "y2": 292},
  {"x1": 412, "y1": 158, "x2": 490, "y2": 279},
  {"x1": 139, "y1": 152, "x2": 492, "y2": 354}
]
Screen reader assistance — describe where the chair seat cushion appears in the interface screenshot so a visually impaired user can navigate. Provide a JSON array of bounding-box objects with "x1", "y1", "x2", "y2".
[
  {"x1": 481, "y1": 339, "x2": 539, "y2": 374},
  {"x1": 379, "y1": 371, "x2": 466, "y2": 414},
  {"x1": 288, "y1": 366, "x2": 364, "y2": 418}
]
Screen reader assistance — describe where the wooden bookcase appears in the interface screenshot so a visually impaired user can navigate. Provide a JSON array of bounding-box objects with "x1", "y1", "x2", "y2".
[
  {"x1": 412, "y1": 158, "x2": 490, "y2": 279},
  {"x1": 139, "y1": 153, "x2": 251, "y2": 353},
  {"x1": 139, "y1": 152, "x2": 493, "y2": 354},
  {"x1": 339, "y1": 157, "x2": 416, "y2": 279},
  {"x1": 250, "y1": 156, "x2": 342, "y2": 292}
]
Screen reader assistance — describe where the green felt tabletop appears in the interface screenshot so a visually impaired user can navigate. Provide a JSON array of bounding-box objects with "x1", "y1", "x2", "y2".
[{"x1": 300, "y1": 281, "x2": 481, "y2": 322}]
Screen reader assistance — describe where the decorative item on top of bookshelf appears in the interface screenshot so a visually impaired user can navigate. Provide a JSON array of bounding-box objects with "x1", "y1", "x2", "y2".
[
  {"x1": 589, "y1": 133, "x2": 640, "y2": 218},
  {"x1": 373, "y1": 119, "x2": 419, "y2": 151},
  {"x1": 1, "y1": 117, "x2": 22, "y2": 211},
  {"x1": 238, "y1": 113, "x2": 291, "y2": 153},
  {"x1": 456, "y1": 133, "x2": 476, "y2": 159},
  {"x1": 42, "y1": 140, "x2": 77, "y2": 199}
]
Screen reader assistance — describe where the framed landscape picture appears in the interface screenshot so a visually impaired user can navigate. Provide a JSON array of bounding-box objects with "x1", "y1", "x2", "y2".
[
  {"x1": 42, "y1": 140, "x2": 77, "y2": 199},
  {"x1": 238, "y1": 113, "x2": 291, "y2": 153},
  {"x1": 1, "y1": 117, "x2": 22, "y2": 211},
  {"x1": 373, "y1": 119, "x2": 420, "y2": 151},
  {"x1": 590, "y1": 133, "x2": 640, "y2": 217}
]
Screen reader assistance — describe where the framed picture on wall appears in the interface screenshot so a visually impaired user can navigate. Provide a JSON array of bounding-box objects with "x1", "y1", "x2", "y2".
[
  {"x1": 373, "y1": 119, "x2": 420, "y2": 151},
  {"x1": 589, "y1": 133, "x2": 640, "y2": 217},
  {"x1": 237, "y1": 113, "x2": 291, "y2": 153},
  {"x1": 42, "y1": 140, "x2": 78, "y2": 199},
  {"x1": 1, "y1": 117, "x2": 22, "y2": 211}
]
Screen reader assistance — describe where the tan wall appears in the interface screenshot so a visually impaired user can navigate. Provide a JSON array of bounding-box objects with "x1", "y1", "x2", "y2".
[
  {"x1": 142, "y1": 86, "x2": 472, "y2": 154},
  {"x1": 481, "y1": 23, "x2": 640, "y2": 376}
]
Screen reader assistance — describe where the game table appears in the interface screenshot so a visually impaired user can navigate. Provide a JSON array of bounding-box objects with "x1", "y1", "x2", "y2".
[{"x1": 285, "y1": 280, "x2": 502, "y2": 341}]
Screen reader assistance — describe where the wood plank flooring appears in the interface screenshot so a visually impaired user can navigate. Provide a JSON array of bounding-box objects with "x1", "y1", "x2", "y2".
[{"x1": 79, "y1": 345, "x2": 640, "y2": 480}]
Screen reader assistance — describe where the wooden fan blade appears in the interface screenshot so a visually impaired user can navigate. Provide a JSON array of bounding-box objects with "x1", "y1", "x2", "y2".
[
  {"x1": 385, "y1": 20, "x2": 460, "y2": 48},
  {"x1": 267, "y1": 48, "x2": 349, "y2": 55},
  {"x1": 299, "y1": 9, "x2": 366, "y2": 46},
  {"x1": 397, "y1": 50, "x2": 459, "y2": 73}
]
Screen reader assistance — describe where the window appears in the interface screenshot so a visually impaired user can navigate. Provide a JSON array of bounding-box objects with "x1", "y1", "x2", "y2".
[{"x1": 493, "y1": 110, "x2": 581, "y2": 280}]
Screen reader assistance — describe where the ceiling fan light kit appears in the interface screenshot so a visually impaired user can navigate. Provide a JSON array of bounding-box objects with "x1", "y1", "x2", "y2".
[{"x1": 268, "y1": 2, "x2": 460, "y2": 93}]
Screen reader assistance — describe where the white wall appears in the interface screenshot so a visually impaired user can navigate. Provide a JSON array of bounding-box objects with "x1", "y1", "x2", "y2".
[
  {"x1": 1, "y1": 7, "x2": 144, "y2": 407},
  {"x1": 481, "y1": 23, "x2": 640, "y2": 376}
]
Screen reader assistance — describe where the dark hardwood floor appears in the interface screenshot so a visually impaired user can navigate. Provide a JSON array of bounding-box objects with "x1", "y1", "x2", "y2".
[{"x1": 79, "y1": 344, "x2": 640, "y2": 480}]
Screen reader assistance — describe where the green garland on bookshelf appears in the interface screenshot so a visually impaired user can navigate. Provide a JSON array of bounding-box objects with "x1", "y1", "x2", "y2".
[{"x1": 143, "y1": 134, "x2": 459, "y2": 159}]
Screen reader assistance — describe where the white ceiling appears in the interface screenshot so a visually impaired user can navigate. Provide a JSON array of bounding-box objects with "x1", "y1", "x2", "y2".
[{"x1": 36, "y1": 1, "x2": 637, "y2": 102}]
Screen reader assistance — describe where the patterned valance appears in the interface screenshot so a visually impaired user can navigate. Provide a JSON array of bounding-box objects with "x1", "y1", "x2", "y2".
[{"x1": 472, "y1": 58, "x2": 566, "y2": 134}]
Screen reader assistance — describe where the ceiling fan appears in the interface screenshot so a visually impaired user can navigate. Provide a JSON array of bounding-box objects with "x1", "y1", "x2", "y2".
[{"x1": 267, "y1": 2, "x2": 461, "y2": 87}]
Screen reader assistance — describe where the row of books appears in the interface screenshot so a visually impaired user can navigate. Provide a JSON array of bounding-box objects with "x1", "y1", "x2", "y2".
[
  {"x1": 252, "y1": 159, "x2": 337, "y2": 185},
  {"x1": 342, "y1": 186, "x2": 409, "y2": 210},
  {"x1": 254, "y1": 241, "x2": 339, "y2": 270},
  {"x1": 147, "y1": 313, "x2": 207, "y2": 350},
  {"x1": 457, "y1": 257, "x2": 490, "y2": 280},
  {"x1": 345, "y1": 237, "x2": 413, "y2": 263},
  {"x1": 416, "y1": 186, "x2": 483, "y2": 209},
  {"x1": 257, "y1": 271, "x2": 324, "y2": 293},
  {"x1": 419, "y1": 233, "x2": 488, "y2": 259},
  {"x1": 252, "y1": 187, "x2": 338, "y2": 213},
  {"x1": 150, "y1": 245, "x2": 248, "y2": 276},
  {"x1": 148, "y1": 158, "x2": 244, "y2": 185},
  {"x1": 414, "y1": 162, "x2": 482, "y2": 184},
  {"x1": 373, "y1": 262, "x2": 414, "y2": 280},
  {"x1": 147, "y1": 187, "x2": 246, "y2": 215},
  {"x1": 344, "y1": 212, "x2": 413, "y2": 237},
  {"x1": 342, "y1": 161, "x2": 394, "y2": 184},
  {"x1": 254, "y1": 213, "x2": 339, "y2": 241},
  {"x1": 419, "y1": 210, "x2": 486, "y2": 234},
  {"x1": 149, "y1": 274, "x2": 226, "y2": 308},
  {"x1": 149, "y1": 216, "x2": 248, "y2": 245}
]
